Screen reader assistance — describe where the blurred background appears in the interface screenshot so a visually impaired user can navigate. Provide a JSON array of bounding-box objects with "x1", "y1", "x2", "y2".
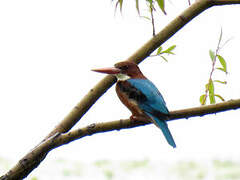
[{"x1": 0, "y1": 0, "x2": 240, "y2": 179}]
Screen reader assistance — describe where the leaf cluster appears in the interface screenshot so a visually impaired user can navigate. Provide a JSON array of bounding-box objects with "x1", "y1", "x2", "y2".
[
  {"x1": 200, "y1": 30, "x2": 228, "y2": 105},
  {"x1": 113, "y1": 0, "x2": 167, "y2": 36},
  {"x1": 151, "y1": 45, "x2": 176, "y2": 62},
  {"x1": 113, "y1": 0, "x2": 166, "y2": 15}
]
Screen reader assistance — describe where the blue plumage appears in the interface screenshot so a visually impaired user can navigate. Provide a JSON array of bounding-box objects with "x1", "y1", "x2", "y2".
[
  {"x1": 127, "y1": 79, "x2": 169, "y2": 114},
  {"x1": 145, "y1": 112, "x2": 176, "y2": 148},
  {"x1": 127, "y1": 79, "x2": 176, "y2": 148},
  {"x1": 92, "y1": 61, "x2": 176, "y2": 148}
]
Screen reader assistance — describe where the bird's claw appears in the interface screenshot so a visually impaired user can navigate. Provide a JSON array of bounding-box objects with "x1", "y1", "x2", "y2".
[{"x1": 130, "y1": 115, "x2": 150, "y2": 123}]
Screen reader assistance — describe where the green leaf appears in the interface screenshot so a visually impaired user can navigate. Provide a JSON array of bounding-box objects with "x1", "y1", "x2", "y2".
[
  {"x1": 200, "y1": 94, "x2": 206, "y2": 105},
  {"x1": 205, "y1": 83, "x2": 209, "y2": 90},
  {"x1": 215, "y1": 94, "x2": 225, "y2": 102},
  {"x1": 216, "y1": 67, "x2": 225, "y2": 72},
  {"x1": 114, "y1": 0, "x2": 123, "y2": 13},
  {"x1": 136, "y1": 0, "x2": 140, "y2": 15},
  {"x1": 166, "y1": 51, "x2": 175, "y2": 55},
  {"x1": 209, "y1": 79, "x2": 215, "y2": 104},
  {"x1": 157, "y1": 46, "x2": 162, "y2": 55},
  {"x1": 31, "y1": 177, "x2": 38, "y2": 180},
  {"x1": 147, "y1": 0, "x2": 153, "y2": 6},
  {"x1": 217, "y1": 55, "x2": 227, "y2": 73},
  {"x1": 161, "y1": 45, "x2": 176, "y2": 54},
  {"x1": 119, "y1": 0, "x2": 123, "y2": 12},
  {"x1": 156, "y1": 0, "x2": 166, "y2": 14},
  {"x1": 115, "y1": 0, "x2": 123, "y2": 13},
  {"x1": 209, "y1": 93, "x2": 215, "y2": 104},
  {"x1": 209, "y1": 50, "x2": 215, "y2": 62},
  {"x1": 160, "y1": 55, "x2": 168, "y2": 62},
  {"x1": 140, "y1": 16, "x2": 151, "y2": 21},
  {"x1": 214, "y1": 80, "x2": 227, "y2": 84}
]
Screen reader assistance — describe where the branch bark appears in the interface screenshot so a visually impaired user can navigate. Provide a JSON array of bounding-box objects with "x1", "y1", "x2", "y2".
[
  {"x1": 44, "y1": 98, "x2": 240, "y2": 147},
  {"x1": 2, "y1": 99, "x2": 240, "y2": 180},
  {"x1": 1, "y1": 0, "x2": 240, "y2": 179}
]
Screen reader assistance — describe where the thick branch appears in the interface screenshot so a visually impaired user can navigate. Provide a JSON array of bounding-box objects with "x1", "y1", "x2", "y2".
[
  {"x1": 56, "y1": 98, "x2": 240, "y2": 146},
  {"x1": 213, "y1": 0, "x2": 240, "y2": 5},
  {"x1": 2, "y1": 99, "x2": 240, "y2": 180}
]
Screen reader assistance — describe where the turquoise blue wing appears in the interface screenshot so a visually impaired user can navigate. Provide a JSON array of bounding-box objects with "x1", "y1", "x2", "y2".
[
  {"x1": 127, "y1": 79, "x2": 176, "y2": 148},
  {"x1": 127, "y1": 79, "x2": 169, "y2": 115}
]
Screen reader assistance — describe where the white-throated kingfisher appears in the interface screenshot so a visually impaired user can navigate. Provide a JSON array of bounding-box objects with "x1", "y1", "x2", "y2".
[{"x1": 92, "y1": 61, "x2": 176, "y2": 148}]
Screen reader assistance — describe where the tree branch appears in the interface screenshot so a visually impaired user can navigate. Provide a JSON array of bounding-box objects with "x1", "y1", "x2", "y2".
[
  {"x1": 55, "y1": 98, "x2": 240, "y2": 145},
  {"x1": 54, "y1": 98, "x2": 240, "y2": 146},
  {"x1": 213, "y1": 0, "x2": 240, "y2": 5},
  {"x1": 46, "y1": 0, "x2": 213, "y2": 138},
  {"x1": 2, "y1": 99, "x2": 240, "y2": 180},
  {"x1": 1, "y1": 0, "x2": 240, "y2": 179}
]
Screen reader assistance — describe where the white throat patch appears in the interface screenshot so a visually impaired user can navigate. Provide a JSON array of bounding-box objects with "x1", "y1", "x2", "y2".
[{"x1": 116, "y1": 73, "x2": 130, "y2": 81}]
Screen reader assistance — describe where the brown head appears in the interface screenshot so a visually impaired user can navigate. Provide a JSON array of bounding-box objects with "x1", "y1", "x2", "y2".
[
  {"x1": 114, "y1": 61, "x2": 145, "y2": 79},
  {"x1": 92, "y1": 61, "x2": 145, "y2": 80}
]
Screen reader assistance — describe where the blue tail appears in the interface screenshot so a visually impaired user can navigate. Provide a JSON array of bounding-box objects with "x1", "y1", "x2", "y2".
[{"x1": 146, "y1": 112, "x2": 176, "y2": 148}]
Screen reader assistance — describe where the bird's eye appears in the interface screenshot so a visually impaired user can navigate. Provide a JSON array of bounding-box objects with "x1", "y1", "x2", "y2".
[{"x1": 120, "y1": 65, "x2": 129, "y2": 70}]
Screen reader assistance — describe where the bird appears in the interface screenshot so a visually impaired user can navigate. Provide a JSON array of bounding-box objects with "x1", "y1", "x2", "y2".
[{"x1": 92, "y1": 61, "x2": 176, "y2": 148}]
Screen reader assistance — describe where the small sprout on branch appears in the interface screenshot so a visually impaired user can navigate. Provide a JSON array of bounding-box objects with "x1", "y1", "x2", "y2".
[
  {"x1": 199, "y1": 94, "x2": 206, "y2": 105},
  {"x1": 148, "y1": 0, "x2": 156, "y2": 36},
  {"x1": 146, "y1": 0, "x2": 167, "y2": 15},
  {"x1": 113, "y1": 0, "x2": 167, "y2": 36},
  {"x1": 215, "y1": 94, "x2": 225, "y2": 102},
  {"x1": 214, "y1": 80, "x2": 227, "y2": 84},
  {"x1": 140, "y1": 16, "x2": 151, "y2": 20},
  {"x1": 200, "y1": 29, "x2": 229, "y2": 105},
  {"x1": 113, "y1": 0, "x2": 166, "y2": 14},
  {"x1": 209, "y1": 50, "x2": 215, "y2": 62},
  {"x1": 150, "y1": 45, "x2": 176, "y2": 62},
  {"x1": 160, "y1": 45, "x2": 176, "y2": 55},
  {"x1": 114, "y1": 0, "x2": 123, "y2": 13},
  {"x1": 136, "y1": 0, "x2": 140, "y2": 15}
]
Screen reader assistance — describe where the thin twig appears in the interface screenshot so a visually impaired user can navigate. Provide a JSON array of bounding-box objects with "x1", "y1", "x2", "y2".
[
  {"x1": 150, "y1": 4, "x2": 156, "y2": 36},
  {"x1": 203, "y1": 29, "x2": 223, "y2": 104}
]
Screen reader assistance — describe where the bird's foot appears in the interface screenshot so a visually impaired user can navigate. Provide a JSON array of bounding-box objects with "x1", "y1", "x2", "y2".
[{"x1": 130, "y1": 115, "x2": 150, "y2": 123}]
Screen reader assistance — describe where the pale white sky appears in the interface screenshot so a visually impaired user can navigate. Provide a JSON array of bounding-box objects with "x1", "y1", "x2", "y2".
[{"x1": 0, "y1": 0, "x2": 240, "y2": 175}]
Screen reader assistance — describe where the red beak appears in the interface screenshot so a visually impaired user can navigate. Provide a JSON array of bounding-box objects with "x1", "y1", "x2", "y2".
[{"x1": 91, "y1": 67, "x2": 121, "y2": 74}]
